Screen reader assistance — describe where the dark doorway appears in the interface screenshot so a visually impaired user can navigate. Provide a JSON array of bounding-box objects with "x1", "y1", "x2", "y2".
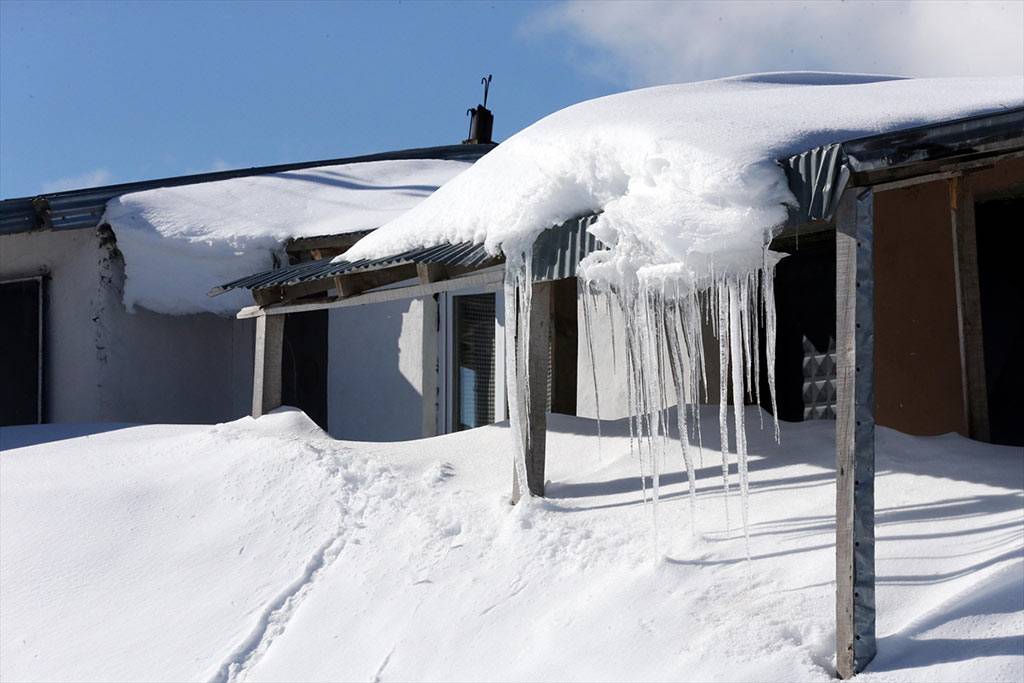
[
  {"x1": 975, "y1": 197, "x2": 1024, "y2": 447},
  {"x1": 282, "y1": 310, "x2": 328, "y2": 430},
  {"x1": 1, "y1": 278, "x2": 44, "y2": 426}
]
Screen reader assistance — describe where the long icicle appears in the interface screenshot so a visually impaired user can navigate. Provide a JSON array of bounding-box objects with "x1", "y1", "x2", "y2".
[
  {"x1": 717, "y1": 280, "x2": 732, "y2": 534},
  {"x1": 581, "y1": 283, "x2": 603, "y2": 457},
  {"x1": 728, "y1": 278, "x2": 751, "y2": 555}
]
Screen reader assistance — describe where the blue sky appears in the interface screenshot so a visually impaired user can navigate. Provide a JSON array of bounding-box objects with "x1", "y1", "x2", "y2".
[
  {"x1": 2, "y1": 0, "x2": 1021, "y2": 198},
  {"x1": 0, "y1": 1, "x2": 612, "y2": 197}
]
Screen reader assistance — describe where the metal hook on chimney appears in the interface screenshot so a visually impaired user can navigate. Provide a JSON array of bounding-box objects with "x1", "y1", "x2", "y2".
[
  {"x1": 481, "y1": 74, "x2": 492, "y2": 108},
  {"x1": 463, "y1": 75, "x2": 495, "y2": 145}
]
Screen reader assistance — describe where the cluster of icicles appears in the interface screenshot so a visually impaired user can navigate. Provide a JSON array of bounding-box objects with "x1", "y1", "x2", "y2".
[{"x1": 503, "y1": 249, "x2": 782, "y2": 548}]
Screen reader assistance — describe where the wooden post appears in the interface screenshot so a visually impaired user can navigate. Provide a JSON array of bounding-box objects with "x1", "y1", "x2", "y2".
[
  {"x1": 835, "y1": 187, "x2": 877, "y2": 678},
  {"x1": 512, "y1": 281, "x2": 552, "y2": 502},
  {"x1": 949, "y1": 175, "x2": 990, "y2": 442},
  {"x1": 252, "y1": 313, "x2": 284, "y2": 418}
]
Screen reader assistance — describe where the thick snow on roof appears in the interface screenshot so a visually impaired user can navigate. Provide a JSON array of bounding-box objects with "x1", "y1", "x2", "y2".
[
  {"x1": 102, "y1": 158, "x2": 471, "y2": 315},
  {"x1": 345, "y1": 73, "x2": 1023, "y2": 285}
]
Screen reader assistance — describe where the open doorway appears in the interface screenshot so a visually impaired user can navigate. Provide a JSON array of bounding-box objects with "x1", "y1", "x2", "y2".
[
  {"x1": 1, "y1": 277, "x2": 44, "y2": 426},
  {"x1": 975, "y1": 197, "x2": 1024, "y2": 447}
]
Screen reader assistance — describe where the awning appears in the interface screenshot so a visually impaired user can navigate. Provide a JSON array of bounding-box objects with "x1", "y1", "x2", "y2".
[{"x1": 211, "y1": 213, "x2": 605, "y2": 298}]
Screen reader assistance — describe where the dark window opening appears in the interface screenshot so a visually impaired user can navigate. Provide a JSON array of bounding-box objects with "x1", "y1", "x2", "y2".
[
  {"x1": 453, "y1": 293, "x2": 496, "y2": 431},
  {"x1": 760, "y1": 231, "x2": 837, "y2": 422},
  {"x1": 976, "y1": 197, "x2": 1024, "y2": 447},
  {"x1": 1, "y1": 278, "x2": 44, "y2": 426}
]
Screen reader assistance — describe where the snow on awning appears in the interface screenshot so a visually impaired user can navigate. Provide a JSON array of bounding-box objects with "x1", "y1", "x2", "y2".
[{"x1": 212, "y1": 214, "x2": 606, "y2": 298}]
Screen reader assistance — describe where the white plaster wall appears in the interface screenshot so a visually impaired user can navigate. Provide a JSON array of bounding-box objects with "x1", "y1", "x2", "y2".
[
  {"x1": 3, "y1": 229, "x2": 102, "y2": 421},
  {"x1": 575, "y1": 293, "x2": 630, "y2": 419},
  {"x1": 576, "y1": 293, "x2": 721, "y2": 420},
  {"x1": 1, "y1": 229, "x2": 253, "y2": 424},
  {"x1": 327, "y1": 298, "x2": 426, "y2": 441}
]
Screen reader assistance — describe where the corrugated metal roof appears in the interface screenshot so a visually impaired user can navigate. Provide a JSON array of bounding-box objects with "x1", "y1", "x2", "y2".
[
  {"x1": 531, "y1": 214, "x2": 602, "y2": 281},
  {"x1": 1, "y1": 143, "x2": 496, "y2": 236},
  {"x1": 781, "y1": 106, "x2": 1024, "y2": 224},
  {"x1": 211, "y1": 213, "x2": 607, "y2": 297},
  {"x1": 210, "y1": 241, "x2": 501, "y2": 295}
]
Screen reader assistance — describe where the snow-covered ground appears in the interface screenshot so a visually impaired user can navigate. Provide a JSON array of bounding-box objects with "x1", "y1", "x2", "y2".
[{"x1": 1, "y1": 409, "x2": 1021, "y2": 682}]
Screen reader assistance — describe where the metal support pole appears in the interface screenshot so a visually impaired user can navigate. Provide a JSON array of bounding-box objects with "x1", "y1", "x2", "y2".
[{"x1": 835, "y1": 187, "x2": 877, "y2": 678}]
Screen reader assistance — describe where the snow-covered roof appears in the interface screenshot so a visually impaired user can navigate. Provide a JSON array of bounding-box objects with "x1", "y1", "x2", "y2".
[
  {"x1": 102, "y1": 158, "x2": 473, "y2": 315},
  {"x1": 344, "y1": 73, "x2": 1023, "y2": 289}
]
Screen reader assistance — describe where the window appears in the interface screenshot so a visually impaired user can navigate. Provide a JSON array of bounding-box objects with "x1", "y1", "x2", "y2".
[{"x1": 451, "y1": 293, "x2": 496, "y2": 431}]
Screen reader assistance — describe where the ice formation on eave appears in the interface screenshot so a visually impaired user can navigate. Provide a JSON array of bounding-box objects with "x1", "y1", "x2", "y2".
[
  {"x1": 102, "y1": 158, "x2": 472, "y2": 316},
  {"x1": 348, "y1": 72, "x2": 1023, "y2": 538}
]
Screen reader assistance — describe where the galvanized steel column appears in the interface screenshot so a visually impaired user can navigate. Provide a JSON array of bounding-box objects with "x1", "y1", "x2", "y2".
[{"x1": 835, "y1": 187, "x2": 877, "y2": 678}]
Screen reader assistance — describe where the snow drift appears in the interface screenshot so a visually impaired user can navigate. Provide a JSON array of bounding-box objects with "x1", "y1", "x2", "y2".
[
  {"x1": 102, "y1": 158, "x2": 471, "y2": 316},
  {"x1": 1, "y1": 410, "x2": 1021, "y2": 682}
]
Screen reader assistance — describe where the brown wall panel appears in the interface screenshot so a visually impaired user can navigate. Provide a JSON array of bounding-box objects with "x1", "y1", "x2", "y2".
[
  {"x1": 873, "y1": 181, "x2": 968, "y2": 436},
  {"x1": 970, "y1": 156, "x2": 1024, "y2": 200}
]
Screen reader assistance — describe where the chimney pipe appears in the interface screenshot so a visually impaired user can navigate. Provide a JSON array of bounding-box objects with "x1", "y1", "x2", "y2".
[{"x1": 463, "y1": 75, "x2": 494, "y2": 145}]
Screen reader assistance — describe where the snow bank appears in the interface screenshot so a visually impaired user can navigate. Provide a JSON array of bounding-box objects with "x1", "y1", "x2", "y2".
[
  {"x1": 102, "y1": 158, "x2": 471, "y2": 315},
  {"x1": 346, "y1": 73, "x2": 1021, "y2": 283},
  {"x1": 2, "y1": 409, "x2": 1021, "y2": 682}
]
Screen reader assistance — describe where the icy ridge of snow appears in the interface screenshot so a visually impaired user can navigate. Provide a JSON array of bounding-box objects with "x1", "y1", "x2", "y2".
[
  {"x1": 347, "y1": 74, "x2": 1021, "y2": 274},
  {"x1": 101, "y1": 158, "x2": 471, "y2": 316}
]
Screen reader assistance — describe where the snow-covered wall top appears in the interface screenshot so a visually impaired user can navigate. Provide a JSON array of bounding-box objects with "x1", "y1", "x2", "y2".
[
  {"x1": 102, "y1": 158, "x2": 471, "y2": 315},
  {"x1": 344, "y1": 73, "x2": 1022, "y2": 287}
]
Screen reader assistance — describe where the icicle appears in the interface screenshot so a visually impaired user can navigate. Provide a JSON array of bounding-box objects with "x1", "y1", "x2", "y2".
[
  {"x1": 572, "y1": 235, "x2": 783, "y2": 553},
  {"x1": 762, "y1": 247, "x2": 781, "y2": 442},
  {"x1": 728, "y1": 278, "x2": 751, "y2": 555},
  {"x1": 581, "y1": 284, "x2": 603, "y2": 456},
  {"x1": 503, "y1": 260, "x2": 531, "y2": 502},
  {"x1": 605, "y1": 291, "x2": 618, "y2": 371},
  {"x1": 666, "y1": 302, "x2": 698, "y2": 527},
  {"x1": 717, "y1": 281, "x2": 732, "y2": 533}
]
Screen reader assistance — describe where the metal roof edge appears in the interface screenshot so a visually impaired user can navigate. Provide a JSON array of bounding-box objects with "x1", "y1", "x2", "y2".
[
  {"x1": 1, "y1": 142, "x2": 497, "y2": 236},
  {"x1": 779, "y1": 106, "x2": 1024, "y2": 224}
]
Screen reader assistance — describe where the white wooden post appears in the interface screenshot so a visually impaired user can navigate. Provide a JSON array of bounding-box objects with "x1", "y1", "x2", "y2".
[
  {"x1": 252, "y1": 313, "x2": 284, "y2": 418},
  {"x1": 949, "y1": 175, "x2": 990, "y2": 441},
  {"x1": 835, "y1": 187, "x2": 877, "y2": 678}
]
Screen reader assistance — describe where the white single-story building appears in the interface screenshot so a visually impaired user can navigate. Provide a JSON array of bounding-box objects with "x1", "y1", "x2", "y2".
[{"x1": 0, "y1": 143, "x2": 493, "y2": 431}]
